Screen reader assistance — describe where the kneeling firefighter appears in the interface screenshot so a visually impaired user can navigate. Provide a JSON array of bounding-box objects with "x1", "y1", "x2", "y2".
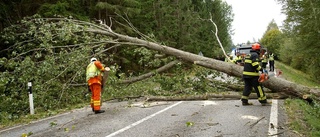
[
  {"x1": 86, "y1": 57, "x2": 110, "y2": 114},
  {"x1": 241, "y1": 43, "x2": 270, "y2": 106}
]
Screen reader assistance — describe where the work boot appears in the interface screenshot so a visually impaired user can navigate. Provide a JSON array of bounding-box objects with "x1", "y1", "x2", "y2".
[
  {"x1": 242, "y1": 102, "x2": 253, "y2": 106},
  {"x1": 261, "y1": 101, "x2": 272, "y2": 106},
  {"x1": 94, "y1": 110, "x2": 105, "y2": 114}
]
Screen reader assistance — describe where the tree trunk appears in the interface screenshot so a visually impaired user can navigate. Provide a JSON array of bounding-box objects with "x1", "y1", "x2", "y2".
[
  {"x1": 88, "y1": 27, "x2": 320, "y2": 102},
  {"x1": 119, "y1": 60, "x2": 180, "y2": 84},
  {"x1": 145, "y1": 92, "x2": 288, "y2": 101},
  {"x1": 102, "y1": 71, "x2": 109, "y2": 92}
]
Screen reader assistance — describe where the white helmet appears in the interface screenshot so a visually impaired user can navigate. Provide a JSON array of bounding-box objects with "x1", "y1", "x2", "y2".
[{"x1": 90, "y1": 58, "x2": 97, "y2": 62}]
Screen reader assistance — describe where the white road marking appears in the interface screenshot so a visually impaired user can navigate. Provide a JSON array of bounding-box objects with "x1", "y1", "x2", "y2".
[
  {"x1": 241, "y1": 115, "x2": 259, "y2": 120},
  {"x1": 105, "y1": 101, "x2": 183, "y2": 137},
  {"x1": 202, "y1": 100, "x2": 217, "y2": 106},
  {"x1": 268, "y1": 99, "x2": 278, "y2": 136}
]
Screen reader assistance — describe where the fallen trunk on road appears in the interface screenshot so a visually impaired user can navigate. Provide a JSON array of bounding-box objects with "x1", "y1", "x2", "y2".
[
  {"x1": 145, "y1": 92, "x2": 289, "y2": 101},
  {"x1": 85, "y1": 21, "x2": 320, "y2": 102},
  {"x1": 118, "y1": 60, "x2": 180, "y2": 84}
]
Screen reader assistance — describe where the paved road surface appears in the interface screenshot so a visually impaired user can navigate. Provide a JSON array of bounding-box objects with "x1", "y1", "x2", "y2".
[
  {"x1": 0, "y1": 99, "x2": 289, "y2": 137},
  {"x1": 1, "y1": 67, "x2": 287, "y2": 137}
]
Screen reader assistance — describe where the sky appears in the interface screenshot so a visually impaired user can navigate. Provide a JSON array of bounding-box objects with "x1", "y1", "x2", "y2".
[{"x1": 224, "y1": 0, "x2": 286, "y2": 45}]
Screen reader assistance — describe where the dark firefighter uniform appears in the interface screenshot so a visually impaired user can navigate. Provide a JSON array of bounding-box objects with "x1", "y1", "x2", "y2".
[{"x1": 241, "y1": 44, "x2": 268, "y2": 105}]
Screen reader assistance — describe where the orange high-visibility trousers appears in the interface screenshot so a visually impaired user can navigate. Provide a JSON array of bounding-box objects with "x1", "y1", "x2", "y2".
[{"x1": 89, "y1": 83, "x2": 102, "y2": 111}]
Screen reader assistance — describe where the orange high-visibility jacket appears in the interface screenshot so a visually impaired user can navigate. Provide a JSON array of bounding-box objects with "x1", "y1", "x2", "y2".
[{"x1": 86, "y1": 61, "x2": 105, "y2": 85}]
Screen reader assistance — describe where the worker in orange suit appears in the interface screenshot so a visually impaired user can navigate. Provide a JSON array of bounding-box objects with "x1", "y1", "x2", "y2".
[{"x1": 86, "y1": 57, "x2": 110, "y2": 114}]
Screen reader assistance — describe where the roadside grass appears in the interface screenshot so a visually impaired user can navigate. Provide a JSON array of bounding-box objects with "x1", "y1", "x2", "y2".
[
  {"x1": 285, "y1": 99, "x2": 320, "y2": 137},
  {"x1": 276, "y1": 61, "x2": 320, "y2": 137},
  {"x1": 0, "y1": 102, "x2": 88, "y2": 130},
  {"x1": 275, "y1": 61, "x2": 319, "y2": 87}
]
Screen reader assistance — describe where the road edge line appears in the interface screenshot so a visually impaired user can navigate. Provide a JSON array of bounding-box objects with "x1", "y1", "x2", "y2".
[{"x1": 268, "y1": 99, "x2": 278, "y2": 136}]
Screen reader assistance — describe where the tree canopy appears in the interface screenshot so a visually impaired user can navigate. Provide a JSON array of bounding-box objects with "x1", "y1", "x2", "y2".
[
  {"x1": 260, "y1": 20, "x2": 283, "y2": 55},
  {"x1": 276, "y1": 0, "x2": 320, "y2": 79},
  {"x1": 0, "y1": 0, "x2": 234, "y2": 121}
]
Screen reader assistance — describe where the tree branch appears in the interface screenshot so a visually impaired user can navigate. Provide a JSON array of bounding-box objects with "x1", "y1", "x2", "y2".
[{"x1": 119, "y1": 60, "x2": 180, "y2": 84}]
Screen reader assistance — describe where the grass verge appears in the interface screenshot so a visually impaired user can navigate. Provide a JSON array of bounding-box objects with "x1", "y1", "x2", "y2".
[
  {"x1": 276, "y1": 61, "x2": 320, "y2": 137},
  {"x1": 275, "y1": 61, "x2": 319, "y2": 87}
]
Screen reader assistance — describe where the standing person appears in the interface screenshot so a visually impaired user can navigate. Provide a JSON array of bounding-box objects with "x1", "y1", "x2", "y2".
[
  {"x1": 268, "y1": 52, "x2": 275, "y2": 72},
  {"x1": 86, "y1": 57, "x2": 110, "y2": 114},
  {"x1": 241, "y1": 43, "x2": 270, "y2": 106},
  {"x1": 233, "y1": 52, "x2": 243, "y2": 65},
  {"x1": 261, "y1": 53, "x2": 268, "y2": 69}
]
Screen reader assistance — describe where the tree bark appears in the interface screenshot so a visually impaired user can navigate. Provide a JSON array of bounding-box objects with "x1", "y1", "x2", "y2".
[
  {"x1": 102, "y1": 71, "x2": 109, "y2": 91},
  {"x1": 87, "y1": 26, "x2": 320, "y2": 102},
  {"x1": 145, "y1": 92, "x2": 288, "y2": 101},
  {"x1": 118, "y1": 60, "x2": 180, "y2": 84}
]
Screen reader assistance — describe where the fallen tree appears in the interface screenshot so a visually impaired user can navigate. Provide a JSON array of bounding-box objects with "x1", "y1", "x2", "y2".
[
  {"x1": 85, "y1": 22, "x2": 320, "y2": 102},
  {"x1": 145, "y1": 92, "x2": 289, "y2": 101},
  {"x1": 32, "y1": 17, "x2": 319, "y2": 102}
]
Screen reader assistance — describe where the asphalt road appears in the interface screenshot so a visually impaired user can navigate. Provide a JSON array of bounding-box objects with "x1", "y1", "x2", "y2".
[
  {"x1": 0, "y1": 98, "x2": 290, "y2": 137},
  {"x1": 1, "y1": 68, "x2": 287, "y2": 137}
]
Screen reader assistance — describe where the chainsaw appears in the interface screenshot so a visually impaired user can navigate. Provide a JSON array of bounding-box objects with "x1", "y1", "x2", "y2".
[
  {"x1": 258, "y1": 69, "x2": 269, "y2": 83},
  {"x1": 258, "y1": 69, "x2": 284, "y2": 82}
]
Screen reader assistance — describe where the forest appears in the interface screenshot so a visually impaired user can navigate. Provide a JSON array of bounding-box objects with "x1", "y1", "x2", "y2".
[{"x1": 0, "y1": 0, "x2": 319, "y2": 129}]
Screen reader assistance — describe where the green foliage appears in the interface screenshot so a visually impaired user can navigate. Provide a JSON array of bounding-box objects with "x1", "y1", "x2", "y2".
[
  {"x1": 0, "y1": 15, "x2": 111, "y2": 122},
  {"x1": 50, "y1": 121, "x2": 58, "y2": 127},
  {"x1": 277, "y1": 0, "x2": 320, "y2": 80},
  {"x1": 285, "y1": 99, "x2": 320, "y2": 137},
  {"x1": 0, "y1": 0, "x2": 235, "y2": 128},
  {"x1": 276, "y1": 61, "x2": 319, "y2": 87},
  {"x1": 260, "y1": 28, "x2": 283, "y2": 54},
  {"x1": 278, "y1": 59, "x2": 320, "y2": 136},
  {"x1": 133, "y1": 47, "x2": 162, "y2": 68},
  {"x1": 134, "y1": 0, "x2": 234, "y2": 58},
  {"x1": 151, "y1": 65, "x2": 227, "y2": 95},
  {"x1": 186, "y1": 121, "x2": 194, "y2": 127},
  {"x1": 37, "y1": 0, "x2": 93, "y2": 20}
]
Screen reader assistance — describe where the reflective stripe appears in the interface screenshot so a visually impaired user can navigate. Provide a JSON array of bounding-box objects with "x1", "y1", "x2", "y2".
[
  {"x1": 259, "y1": 96, "x2": 267, "y2": 101},
  {"x1": 252, "y1": 62, "x2": 259, "y2": 66},
  {"x1": 245, "y1": 60, "x2": 252, "y2": 63},
  {"x1": 93, "y1": 100, "x2": 101, "y2": 106},
  {"x1": 243, "y1": 71, "x2": 259, "y2": 76},
  {"x1": 256, "y1": 66, "x2": 262, "y2": 71},
  {"x1": 241, "y1": 96, "x2": 249, "y2": 99},
  {"x1": 234, "y1": 56, "x2": 242, "y2": 62},
  {"x1": 257, "y1": 86, "x2": 264, "y2": 97}
]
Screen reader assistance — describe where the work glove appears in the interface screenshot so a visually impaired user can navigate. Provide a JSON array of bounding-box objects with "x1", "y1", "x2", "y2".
[{"x1": 105, "y1": 67, "x2": 110, "y2": 71}]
